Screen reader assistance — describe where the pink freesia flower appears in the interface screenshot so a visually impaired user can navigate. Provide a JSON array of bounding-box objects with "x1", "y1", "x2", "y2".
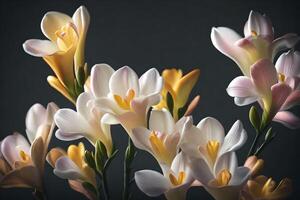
[{"x1": 227, "y1": 51, "x2": 300, "y2": 129}]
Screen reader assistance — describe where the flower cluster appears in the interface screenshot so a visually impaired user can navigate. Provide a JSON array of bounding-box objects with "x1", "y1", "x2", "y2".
[{"x1": 0, "y1": 6, "x2": 298, "y2": 200}]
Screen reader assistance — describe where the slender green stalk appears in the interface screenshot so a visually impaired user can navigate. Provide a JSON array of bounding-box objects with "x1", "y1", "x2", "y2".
[
  {"x1": 123, "y1": 138, "x2": 136, "y2": 200},
  {"x1": 247, "y1": 130, "x2": 260, "y2": 157},
  {"x1": 102, "y1": 169, "x2": 109, "y2": 200}
]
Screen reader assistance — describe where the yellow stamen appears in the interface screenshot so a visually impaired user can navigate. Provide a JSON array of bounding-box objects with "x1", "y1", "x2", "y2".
[
  {"x1": 212, "y1": 169, "x2": 232, "y2": 187},
  {"x1": 206, "y1": 140, "x2": 220, "y2": 164},
  {"x1": 149, "y1": 131, "x2": 172, "y2": 165},
  {"x1": 261, "y1": 178, "x2": 275, "y2": 194},
  {"x1": 113, "y1": 89, "x2": 135, "y2": 110},
  {"x1": 251, "y1": 30, "x2": 258, "y2": 37},
  {"x1": 278, "y1": 73, "x2": 285, "y2": 82},
  {"x1": 169, "y1": 171, "x2": 186, "y2": 186},
  {"x1": 19, "y1": 150, "x2": 30, "y2": 162}
]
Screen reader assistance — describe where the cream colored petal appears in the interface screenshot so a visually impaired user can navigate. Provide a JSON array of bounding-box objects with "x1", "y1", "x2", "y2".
[{"x1": 46, "y1": 148, "x2": 66, "y2": 168}]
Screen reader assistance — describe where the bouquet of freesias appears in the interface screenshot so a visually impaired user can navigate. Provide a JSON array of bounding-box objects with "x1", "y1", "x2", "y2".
[{"x1": 1, "y1": 6, "x2": 299, "y2": 200}]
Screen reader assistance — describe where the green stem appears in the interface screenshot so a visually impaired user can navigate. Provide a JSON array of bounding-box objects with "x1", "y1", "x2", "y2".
[
  {"x1": 101, "y1": 170, "x2": 109, "y2": 200},
  {"x1": 247, "y1": 129, "x2": 260, "y2": 157},
  {"x1": 254, "y1": 136, "x2": 274, "y2": 156},
  {"x1": 123, "y1": 138, "x2": 136, "y2": 200},
  {"x1": 32, "y1": 188, "x2": 47, "y2": 200}
]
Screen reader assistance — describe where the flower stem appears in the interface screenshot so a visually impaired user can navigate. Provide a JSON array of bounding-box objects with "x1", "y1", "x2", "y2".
[
  {"x1": 123, "y1": 138, "x2": 136, "y2": 200},
  {"x1": 102, "y1": 169, "x2": 109, "y2": 200},
  {"x1": 247, "y1": 129, "x2": 260, "y2": 157},
  {"x1": 32, "y1": 188, "x2": 47, "y2": 200}
]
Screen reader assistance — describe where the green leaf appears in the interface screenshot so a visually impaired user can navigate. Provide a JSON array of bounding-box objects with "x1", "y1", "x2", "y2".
[
  {"x1": 166, "y1": 92, "x2": 174, "y2": 116},
  {"x1": 82, "y1": 181, "x2": 98, "y2": 196},
  {"x1": 76, "y1": 65, "x2": 86, "y2": 87},
  {"x1": 95, "y1": 140, "x2": 105, "y2": 173},
  {"x1": 104, "y1": 149, "x2": 119, "y2": 170},
  {"x1": 177, "y1": 104, "x2": 187, "y2": 120},
  {"x1": 84, "y1": 150, "x2": 96, "y2": 170},
  {"x1": 265, "y1": 127, "x2": 276, "y2": 141}
]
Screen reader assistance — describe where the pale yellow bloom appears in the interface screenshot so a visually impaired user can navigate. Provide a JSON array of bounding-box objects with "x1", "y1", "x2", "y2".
[{"x1": 155, "y1": 68, "x2": 200, "y2": 120}]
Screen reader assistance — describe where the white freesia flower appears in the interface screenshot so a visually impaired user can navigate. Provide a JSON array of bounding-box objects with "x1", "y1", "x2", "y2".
[
  {"x1": 135, "y1": 153, "x2": 193, "y2": 200},
  {"x1": 227, "y1": 51, "x2": 300, "y2": 129},
  {"x1": 54, "y1": 92, "x2": 113, "y2": 156},
  {"x1": 0, "y1": 103, "x2": 58, "y2": 191},
  {"x1": 180, "y1": 117, "x2": 249, "y2": 200},
  {"x1": 89, "y1": 64, "x2": 163, "y2": 134},
  {"x1": 131, "y1": 109, "x2": 187, "y2": 167},
  {"x1": 211, "y1": 10, "x2": 299, "y2": 76}
]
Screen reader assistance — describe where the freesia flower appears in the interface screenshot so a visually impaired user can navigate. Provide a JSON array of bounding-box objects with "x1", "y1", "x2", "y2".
[
  {"x1": 227, "y1": 51, "x2": 300, "y2": 129},
  {"x1": 180, "y1": 117, "x2": 249, "y2": 200},
  {"x1": 23, "y1": 6, "x2": 90, "y2": 103},
  {"x1": 0, "y1": 103, "x2": 58, "y2": 192},
  {"x1": 244, "y1": 156, "x2": 264, "y2": 177},
  {"x1": 54, "y1": 92, "x2": 113, "y2": 156},
  {"x1": 131, "y1": 109, "x2": 187, "y2": 168},
  {"x1": 211, "y1": 10, "x2": 299, "y2": 76},
  {"x1": 135, "y1": 152, "x2": 194, "y2": 200},
  {"x1": 154, "y1": 68, "x2": 200, "y2": 120},
  {"x1": 89, "y1": 64, "x2": 163, "y2": 134},
  {"x1": 47, "y1": 142, "x2": 97, "y2": 200}
]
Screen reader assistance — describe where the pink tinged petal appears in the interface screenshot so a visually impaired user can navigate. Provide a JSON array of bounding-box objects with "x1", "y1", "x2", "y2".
[
  {"x1": 68, "y1": 180, "x2": 96, "y2": 200},
  {"x1": 196, "y1": 117, "x2": 225, "y2": 144},
  {"x1": 1, "y1": 133, "x2": 31, "y2": 167},
  {"x1": 139, "y1": 68, "x2": 163, "y2": 96},
  {"x1": 131, "y1": 127, "x2": 152, "y2": 152},
  {"x1": 55, "y1": 130, "x2": 83, "y2": 141},
  {"x1": 23, "y1": 39, "x2": 58, "y2": 57},
  {"x1": 271, "y1": 33, "x2": 300, "y2": 59},
  {"x1": 149, "y1": 109, "x2": 175, "y2": 135},
  {"x1": 269, "y1": 83, "x2": 292, "y2": 119},
  {"x1": 41, "y1": 11, "x2": 73, "y2": 42},
  {"x1": 109, "y1": 66, "x2": 140, "y2": 97},
  {"x1": 250, "y1": 59, "x2": 278, "y2": 97},
  {"x1": 245, "y1": 11, "x2": 273, "y2": 39},
  {"x1": 76, "y1": 92, "x2": 92, "y2": 120},
  {"x1": 227, "y1": 76, "x2": 258, "y2": 98},
  {"x1": 275, "y1": 50, "x2": 300, "y2": 78},
  {"x1": 135, "y1": 170, "x2": 170, "y2": 197},
  {"x1": 273, "y1": 111, "x2": 300, "y2": 129},
  {"x1": 90, "y1": 64, "x2": 115, "y2": 98},
  {"x1": 54, "y1": 156, "x2": 84, "y2": 180},
  {"x1": 189, "y1": 158, "x2": 214, "y2": 186},
  {"x1": 72, "y1": 6, "x2": 90, "y2": 35},
  {"x1": 234, "y1": 96, "x2": 259, "y2": 106},
  {"x1": 282, "y1": 90, "x2": 300, "y2": 110},
  {"x1": 219, "y1": 120, "x2": 247, "y2": 156},
  {"x1": 0, "y1": 165, "x2": 41, "y2": 189}
]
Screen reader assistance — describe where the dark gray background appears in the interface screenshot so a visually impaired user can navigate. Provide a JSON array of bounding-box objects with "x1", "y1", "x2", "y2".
[{"x1": 0, "y1": 0, "x2": 299, "y2": 199}]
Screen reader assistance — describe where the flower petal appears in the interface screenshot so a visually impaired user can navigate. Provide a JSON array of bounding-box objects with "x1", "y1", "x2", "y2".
[
  {"x1": 109, "y1": 66, "x2": 139, "y2": 97},
  {"x1": 219, "y1": 120, "x2": 247, "y2": 156},
  {"x1": 244, "y1": 11, "x2": 273, "y2": 38},
  {"x1": 72, "y1": 6, "x2": 90, "y2": 36},
  {"x1": 196, "y1": 117, "x2": 225, "y2": 144},
  {"x1": 54, "y1": 156, "x2": 84, "y2": 180},
  {"x1": 41, "y1": 11, "x2": 72, "y2": 42},
  {"x1": 214, "y1": 152, "x2": 238, "y2": 177},
  {"x1": 282, "y1": 90, "x2": 300, "y2": 110},
  {"x1": 273, "y1": 111, "x2": 300, "y2": 129},
  {"x1": 149, "y1": 109, "x2": 175, "y2": 135},
  {"x1": 139, "y1": 68, "x2": 163, "y2": 96},
  {"x1": 269, "y1": 83, "x2": 292, "y2": 118},
  {"x1": 46, "y1": 148, "x2": 66, "y2": 168},
  {"x1": 227, "y1": 76, "x2": 257, "y2": 98},
  {"x1": 234, "y1": 96, "x2": 259, "y2": 106},
  {"x1": 23, "y1": 39, "x2": 58, "y2": 57},
  {"x1": 131, "y1": 127, "x2": 152, "y2": 152},
  {"x1": 1, "y1": 133, "x2": 30, "y2": 167},
  {"x1": 189, "y1": 158, "x2": 214, "y2": 186},
  {"x1": 91, "y1": 64, "x2": 115, "y2": 98},
  {"x1": 135, "y1": 170, "x2": 170, "y2": 197},
  {"x1": 275, "y1": 50, "x2": 300, "y2": 78},
  {"x1": 68, "y1": 180, "x2": 96, "y2": 200}
]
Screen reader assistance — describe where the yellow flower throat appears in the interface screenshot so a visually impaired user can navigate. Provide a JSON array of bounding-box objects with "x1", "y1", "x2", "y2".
[
  {"x1": 169, "y1": 171, "x2": 186, "y2": 186},
  {"x1": 114, "y1": 89, "x2": 135, "y2": 110}
]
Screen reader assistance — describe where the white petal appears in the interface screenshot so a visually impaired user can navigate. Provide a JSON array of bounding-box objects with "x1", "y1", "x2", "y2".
[
  {"x1": 196, "y1": 117, "x2": 225, "y2": 144},
  {"x1": 54, "y1": 156, "x2": 84, "y2": 180},
  {"x1": 1, "y1": 133, "x2": 31, "y2": 167},
  {"x1": 41, "y1": 11, "x2": 72, "y2": 41},
  {"x1": 245, "y1": 11, "x2": 273, "y2": 38},
  {"x1": 72, "y1": 6, "x2": 90, "y2": 35},
  {"x1": 23, "y1": 39, "x2": 58, "y2": 57},
  {"x1": 109, "y1": 66, "x2": 140, "y2": 97},
  {"x1": 214, "y1": 152, "x2": 237, "y2": 177},
  {"x1": 131, "y1": 127, "x2": 152, "y2": 152},
  {"x1": 26, "y1": 104, "x2": 46, "y2": 143},
  {"x1": 227, "y1": 76, "x2": 257, "y2": 98},
  {"x1": 55, "y1": 129, "x2": 83, "y2": 141},
  {"x1": 101, "y1": 113, "x2": 120, "y2": 125},
  {"x1": 230, "y1": 167, "x2": 250, "y2": 186},
  {"x1": 272, "y1": 33, "x2": 299, "y2": 58},
  {"x1": 76, "y1": 92, "x2": 92, "y2": 120},
  {"x1": 189, "y1": 158, "x2": 214, "y2": 186},
  {"x1": 135, "y1": 170, "x2": 170, "y2": 197},
  {"x1": 275, "y1": 50, "x2": 300, "y2": 78},
  {"x1": 149, "y1": 109, "x2": 175, "y2": 134},
  {"x1": 234, "y1": 96, "x2": 259, "y2": 106},
  {"x1": 219, "y1": 120, "x2": 247, "y2": 156},
  {"x1": 91, "y1": 64, "x2": 115, "y2": 98},
  {"x1": 139, "y1": 68, "x2": 163, "y2": 96}
]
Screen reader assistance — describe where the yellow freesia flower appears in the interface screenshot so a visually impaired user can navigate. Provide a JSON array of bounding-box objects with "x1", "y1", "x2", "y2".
[
  {"x1": 155, "y1": 68, "x2": 200, "y2": 120},
  {"x1": 23, "y1": 6, "x2": 90, "y2": 103}
]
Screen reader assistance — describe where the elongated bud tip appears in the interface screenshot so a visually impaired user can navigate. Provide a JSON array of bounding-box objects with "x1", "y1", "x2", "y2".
[{"x1": 249, "y1": 106, "x2": 261, "y2": 131}]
